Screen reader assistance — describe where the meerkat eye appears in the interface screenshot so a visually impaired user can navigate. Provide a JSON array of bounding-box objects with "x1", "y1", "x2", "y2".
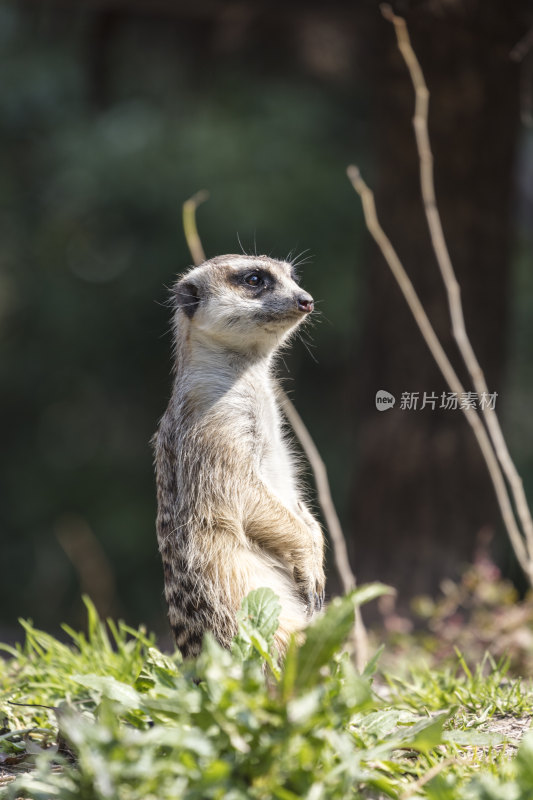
[{"x1": 244, "y1": 271, "x2": 262, "y2": 287}]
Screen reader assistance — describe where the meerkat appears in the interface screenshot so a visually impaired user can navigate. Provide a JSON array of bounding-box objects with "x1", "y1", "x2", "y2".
[{"x1": 153, "y1": 254, "x2": 325, "y2": 658}]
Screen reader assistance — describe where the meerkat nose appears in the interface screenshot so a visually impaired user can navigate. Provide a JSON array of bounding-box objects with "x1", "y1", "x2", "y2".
[{"x1": 297, "y1": 294, "x2": 314, "y2": 313}]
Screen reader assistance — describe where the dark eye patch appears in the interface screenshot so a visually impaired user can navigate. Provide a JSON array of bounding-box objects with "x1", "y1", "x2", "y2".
[{"x1": 230, "y1": 268, "x2": 275, "y2": 293}]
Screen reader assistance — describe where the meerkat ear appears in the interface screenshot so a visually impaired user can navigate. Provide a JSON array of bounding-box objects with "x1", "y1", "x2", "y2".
[{"x1": 174, "y1": 280, "x2": 201, "y2": 319}]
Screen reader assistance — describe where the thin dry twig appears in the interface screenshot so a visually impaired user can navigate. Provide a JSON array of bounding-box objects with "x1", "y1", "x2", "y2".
[
  {"x1": 346, "y1": 165, "x2": 530, "y2": 579},
  {"x1": 278, "y1": 393, "x2": 368, "y2": 670},
  {"x1": 277, "y1": 397, "x2": 355, "y2": 595},
  {"x1": 380, "y1": 4, "x2": 533, "y2": 574},
  {"x1": 182, "y1": 190, "x2": 209, "y2": 265},
  {"x1": 181, "y1": 192, "x2": 370, "y2": 666},
  {"x1": 399, "y1": 758, "x2": 455, "y2": 800},
  {"x1": 55, "y1": 515, "x2": 119, "y2": 619}
]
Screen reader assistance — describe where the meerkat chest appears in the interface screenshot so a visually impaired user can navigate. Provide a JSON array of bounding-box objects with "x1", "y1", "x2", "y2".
[
  {"x1": 210, "y1": 366, "x2": 300, "y2": 507},
  {"x1": 251, "y1": 387, "x2": 299, "y2": 506}
]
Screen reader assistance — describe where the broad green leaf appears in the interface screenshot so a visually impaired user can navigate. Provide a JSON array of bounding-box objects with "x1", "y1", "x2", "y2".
[
  {"x1": 135, "y1": 647, "x2": 180, "y2": 692},
  {"x1": 232, "y1": 588, "x2": 281, "y2": 663},
  {"x1": 238, "y1": 587, "x2": 282, "y2": 645},
  {"x1": 443, "y1": 729, "x2": 505, "y2": 747},
  {"x1": 351, "y1": 583, "x2": 395, "y2": 608},
  {"x1": 291, "y1": 585, "x2": 393, "y2": 693},
  {"x1": 287, "y1": 687, "x2": 322, "y2": 725},
  {"x1": 516, "y1": 731, "x2": 533, "y2": 785},
  {"x1": 362, "y1": 644, "x2": 385, "y2": 680},
  {"x1": 338, "y1": 656, "x2": 372, "y2": 711},
  {"x1": 71, "y1": 674, "x2": 140, "y2": 709},
  {"x1": 249, "y1": 633, "x2": 281, "y2": 680},
  {"x1": 290, "y1": 594, "x2": 356, "y2": 692},
  {"x1": 403, "y1": 712, "x2": 447, "y2": 752}
]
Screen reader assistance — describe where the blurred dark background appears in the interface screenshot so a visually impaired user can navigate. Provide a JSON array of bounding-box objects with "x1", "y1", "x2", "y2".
[{"x1": 1, "y1": 0, "x2": 532, "y2": 643}]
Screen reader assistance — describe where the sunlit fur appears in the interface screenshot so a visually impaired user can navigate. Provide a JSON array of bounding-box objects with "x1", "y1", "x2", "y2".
[{"x1": 153, "y1": 254, "x2": 325, "y2": 657}]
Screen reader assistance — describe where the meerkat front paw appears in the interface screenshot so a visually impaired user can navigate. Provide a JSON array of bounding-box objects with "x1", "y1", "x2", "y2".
[
  {"x1": 293, "y1": 562, "x2": 326, "y2": 616},
  {"x1": 312, "y1": 567, "x2": 326, "y2": 613},
  {"x1": 291, "y1": 505, "x2": 326, "y2": 615}
]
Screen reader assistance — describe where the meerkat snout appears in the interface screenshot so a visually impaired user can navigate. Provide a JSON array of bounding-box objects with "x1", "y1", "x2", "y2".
[{"x1": 297, "y1": 293, "x2": 314, "y2": 313}]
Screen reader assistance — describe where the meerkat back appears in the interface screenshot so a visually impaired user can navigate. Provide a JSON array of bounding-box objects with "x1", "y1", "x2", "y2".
[{"x1": 153, "y1": 254, "x2": 325, "y2": 658}]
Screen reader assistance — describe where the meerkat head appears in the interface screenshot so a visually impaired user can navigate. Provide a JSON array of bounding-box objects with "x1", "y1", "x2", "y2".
[{"x1": 172, "y1": 254, "x2": 314, "y2": 355}]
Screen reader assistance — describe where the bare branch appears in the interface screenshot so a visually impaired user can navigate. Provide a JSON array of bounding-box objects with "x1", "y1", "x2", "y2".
[
  {"x1": 381, "y1": 4, "x2": 533, "y2": 565},
  {"x1": 278, "y1": 390, "x2": 369, "y2": 669},
  {"x1": 346, "y1": 165, "x2": 531, "y2": 580},
  {"x1": 182, "y1": 190, "x2": 209, "y2": 266},
  {"x1": 55, "y1": 515, "x2": 119, "y2": 619},
  {"x1": 399, "y1": 759, "x2": 456, "y2": 800}
]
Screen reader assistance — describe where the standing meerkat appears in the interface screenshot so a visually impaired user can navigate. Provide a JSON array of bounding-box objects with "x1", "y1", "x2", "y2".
[{"x1": 153, "y1": 254, "x2": 325, "y2": 658}]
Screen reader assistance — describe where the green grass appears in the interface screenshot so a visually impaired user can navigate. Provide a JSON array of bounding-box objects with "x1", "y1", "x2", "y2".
[{"x1": 1, "y1": 589, "x2": 533, "y2": 799}]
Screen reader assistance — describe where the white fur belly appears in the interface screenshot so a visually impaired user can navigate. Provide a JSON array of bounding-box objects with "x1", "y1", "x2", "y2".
[{"x1": 260, "y1": 444, "x2": 299, "y2": 508}]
